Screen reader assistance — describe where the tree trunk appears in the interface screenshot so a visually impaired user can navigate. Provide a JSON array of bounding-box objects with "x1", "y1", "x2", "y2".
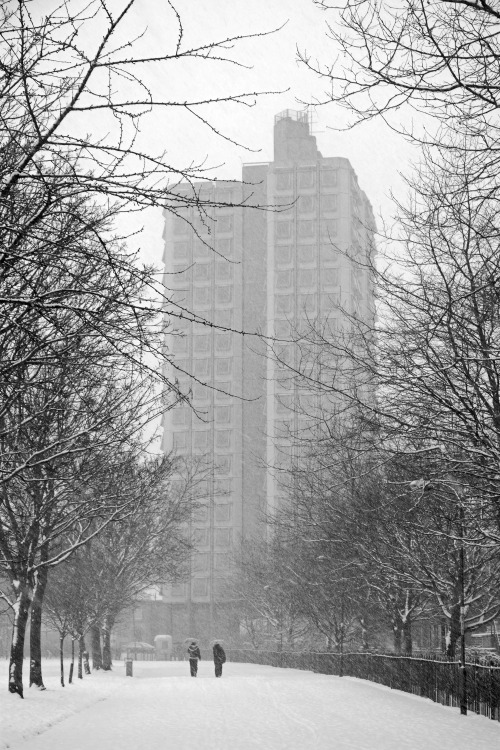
[
  {"x1": 78, "y1": 636, "x2": 84, "y2": 679},
  {"x1": 102, "y1": 620, "x2": 113, "y2": 671},
  {"x1": 402, "y1": 619, "x2": 413, "y2": 655},
  {"x1": 393, "y1": 623, "x2": 402, "y2": 654},
  {"x1": 59, "y1": 635, "x2": 65, "y2": 687},
  {"x1": 90, "y1": 625, "x2": 102, "y2": 670},
  {"x1": 446, "y1": 605, "x2": 461, "y2": 659},
  {"x1": 9, "y1": 585, "x2": 32, "y2": 698},
  {"x1": 69, "y1": 638, "x2": 75, "y2": 684},
  {"x1": 29, "y1": 565, "x2": 48, "y2": 689},
  {"x1": 359, "y1": 615, "x2": 369, "y2": 651},
  {"x1": 83, "y1": 649, "x2": 90, "y2": 675},
  {"x1": 278, "y1": 625, "x2": 283, "y2": 654}
]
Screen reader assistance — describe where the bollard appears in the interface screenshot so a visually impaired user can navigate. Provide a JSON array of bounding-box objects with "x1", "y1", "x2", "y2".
[{"x1": 125, "y1": 659, "x2": 133, "y2": 677}]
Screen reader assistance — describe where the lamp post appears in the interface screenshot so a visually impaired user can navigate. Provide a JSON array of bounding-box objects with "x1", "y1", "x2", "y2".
[
  {"x1": 446, "y1": 476, "x2": 468, "y2": 716},
  {"x1": 410, "y1": 473, "x2": 467, "y2": 715},
  {"x1": 458, "y1": 500, "x2": 467, "y2": 716}
]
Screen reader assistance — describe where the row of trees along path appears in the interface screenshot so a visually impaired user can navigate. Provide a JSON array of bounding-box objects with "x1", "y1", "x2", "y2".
[{"x1": 0, "y1": 0, "x2": 278, "y2": 697}]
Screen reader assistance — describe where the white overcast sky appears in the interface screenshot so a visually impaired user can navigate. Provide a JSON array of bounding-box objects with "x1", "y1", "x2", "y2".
[{"x1": 110, "y1": 0, "x2": 415, "y2": 266}]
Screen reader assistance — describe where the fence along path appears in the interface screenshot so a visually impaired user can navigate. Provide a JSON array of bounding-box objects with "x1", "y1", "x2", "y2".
[{"x1": 227, "y1": 650, "x2": 500, "y2": 721}]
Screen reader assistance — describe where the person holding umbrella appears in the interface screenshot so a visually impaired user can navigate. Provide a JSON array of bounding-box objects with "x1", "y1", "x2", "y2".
[
  {"x1": 186, "y1": 639, "x2": 201, "y2": 677},
  {"x1": 212, "y1": 640, "x2": 226, "y2": 678}
]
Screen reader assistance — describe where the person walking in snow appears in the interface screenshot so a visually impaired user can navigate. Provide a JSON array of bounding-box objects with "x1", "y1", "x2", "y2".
[
  {"x1": 187, "y1": 641, "x2": 201, "y2": 677},
  {"x1": 212, "y1": 641, "x2": 226, "y2": 678}
]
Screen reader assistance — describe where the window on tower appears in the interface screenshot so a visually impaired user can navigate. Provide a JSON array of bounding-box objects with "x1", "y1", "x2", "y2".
[
  {"x1": 193, "y1": 528, "x2": 209, "y2": 546},
  {"x1": 193, "y1": 359, "x2": 211, "y2": 377},
  {"x1": 215, "y1": 332, "x2": 232, "y2": 353},
  {"x1": 193, "y1": 334, "x2": 211, "y2": 354},
  {"x1": 320, "y1": 244, "x2": 339, "y2": 265},
  {"x1": 192, "y1": 578, "x2": 208, "y2": 597},
  {"x1": 298, "y1": 245, "x2": 316, "y2": 264},
  {"x1": 216, "y1": 216, "x2": 233, "y2": 234},
  {"x1": 276, "y1": 270, "x2": 293, "y2": 288},
  {"x1": 321, "y1": 194, "x2": 338, "y2": 213},
  {"x1": 215, "y1": 358, "x2": 232, "y2": 376},
  {"x1": 215, "y1": 504, "x2": 232, "y2": 523},
  {"x1": 215, "y1": 405, "x2": 232, "y2": 423},
  {"x1": 173, "y1": 432, "x2": 188, "y2": 450},
  {"x1": 299, "y1": 195, "x2": 315, "y2": 214},
  {"x1": 216, "y1": 238, "x2": 233, "y2": 256},
  {"x1": 215, "y1": 528, "x2": 232, "y2": 547},
  {"x1": 214, "y1": 383, "x2": 231, "y2": 401},
  {"x1": 298, "y1": 220, "x2": 315, "y2": 238},
  {"x1": 172, "y1": 408, "x2": 189, "y2": 425},
  {"x1": 275, "y1": 295, "x2": 292, "y2": 314},
  {"x1": 193, "y1": 241, "x2": 210, "y2": 260},
  {"x1": 194, "y1": 553, "x2": 209, "y2": 572},
  {"x1": 321, "y1": 170, "x2": 338, "y2": 187},
  {"x1": 298, "y1": 170, "x2": 315, "y2": 189},
  {"x1": 275, "y1": 171, "x2": 293, "y2": 191},
  {"x1": 215, "y1": 286, "x2": 233, "y2": 305},
  {"x1": 215, "y1": 430, "x2": 232, "y2": 449},
  {"x1": 275, "y1": 245, "x2": 293, "y2": 265},
  {"x1": 275, "y1": 221, "x2": 292, "y2": 239},
  {"x1": 215, "y1": 455, "x2": 232, "y2": 475},
  {"x1": 173, "y1": 335, "x2": 187, "y2": 353},
  {"x1": 193, "y1": 431, "x2": 209, "y2": 453},
  {"x1": 213, "y1": 309, "x2": 232, "y2": 327},
  {"x1": 298, "y1": 269, "x2": 316, "y2": 288},
  {"x1": 173, "y1": 217, "x2": 189, "y2": 235},
  {"x1": 321, "y1": 219, "x2": 338, "y2": 239},
  {"x1": 298, "y1": 293, "x2": 316, "y2": 313},
  {"x1": 194, "y1": 263, "x2": 210, "y2": 281},
  {"x1": 193, "y1": 286, "x2": 211, "y2": 307},
  {"x1": 322, "y1": 268, "x2": 339, "y2": 288},
  {"x1": 173, "y1": 242, "x2": 189, "y2": 259},
  {"x1": 215, "y1": 261, "x2": 233, "y2": 281},
  {"x1": 194, "y1": 504, "x2": 209, "y2": 522},
  {"x1": 215, "y1": 552, "x2": 231, "y2": 569},
  {"x1": 193, "y1": 384, "x2": 209, "y2": 402}
]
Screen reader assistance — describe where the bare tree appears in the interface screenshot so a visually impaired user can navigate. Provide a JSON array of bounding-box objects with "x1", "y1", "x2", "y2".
[
  {"x1": 1, "y1": 1, "x2": 278, "y2": 210},
  {"x1": 268, "y1": 380, "x2": 500, "y2": 656},
  {"x1": 43, "y1": 557, "x2": 89, "y2": 688},
  {"x1": 0, "y1": 0, "x2": 279, "y2": 418},
  {"x1": 42, "y1": 452, "x2": 197, "y2": 680},
  {"x1": 229, "y1": 538, "x2": 310, "y2": 652},
  {"x1": 272, "y1": 0, "x2": 500, "y2": 658},
  {"x1": 0, "y1": 1, "x2": 280, "y2": 698},
  {"x1": 85, "y1": 455, "x2": 196, "y2": 670},
  {"x1": 0, "y1": 354, "x2": 158, "y2": 696},
  {"x1": 302, "y1": 0, "x2": 500, "y2": 132},
  {"x1": 279, "y1": 136, "x2": 500, "y2": 532}
]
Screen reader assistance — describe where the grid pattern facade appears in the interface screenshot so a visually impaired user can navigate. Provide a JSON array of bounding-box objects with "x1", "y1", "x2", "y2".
[{"x1": 161, "y1": 111, "x2": 375, "y2": 620}]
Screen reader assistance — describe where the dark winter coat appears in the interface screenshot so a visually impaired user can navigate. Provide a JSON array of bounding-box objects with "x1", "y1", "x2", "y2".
[
  {"x1": 213, "y1": 644, "x2": 226, "y2": 664},
  {"x1": 188, "y1": 644, "x2": 201, "y2": 661}
]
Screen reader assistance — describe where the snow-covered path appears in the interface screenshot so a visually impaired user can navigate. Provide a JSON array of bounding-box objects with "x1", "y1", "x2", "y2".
[{"x1": 2, "y1": 660, "x2": 500, "y2": 749}]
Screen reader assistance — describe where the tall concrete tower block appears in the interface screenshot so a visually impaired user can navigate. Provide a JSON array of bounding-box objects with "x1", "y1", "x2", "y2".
[
  {"x1": 160, "y1": 110, "x2": 375, "y2": 644},
  {"x1": 260, "y1": 110, "x2": 376, "y2": 514},
  {"x1": 273, "y1": 109, "x2": 322, "y2": 163}
]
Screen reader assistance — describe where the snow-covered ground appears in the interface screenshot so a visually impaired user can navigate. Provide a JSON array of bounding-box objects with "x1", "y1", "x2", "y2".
[{"x1": 1, "y1": 659, "x2": 499, "y2": 749}]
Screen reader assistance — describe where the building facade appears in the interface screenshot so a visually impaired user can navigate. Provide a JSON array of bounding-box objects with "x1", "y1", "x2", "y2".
[{"x1": 160, "y1": 110, "x2": 375, "y2": 644}]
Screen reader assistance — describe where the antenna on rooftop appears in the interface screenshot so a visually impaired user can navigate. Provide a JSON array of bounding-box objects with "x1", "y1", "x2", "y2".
[{"x1": 306, "y1": 106, "x2": 325, "y2": 136}]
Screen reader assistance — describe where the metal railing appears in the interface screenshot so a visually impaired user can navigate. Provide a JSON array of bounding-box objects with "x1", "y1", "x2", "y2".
[{"x1": 227, "y1": 650, "x2": 500, "y2": 721}]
